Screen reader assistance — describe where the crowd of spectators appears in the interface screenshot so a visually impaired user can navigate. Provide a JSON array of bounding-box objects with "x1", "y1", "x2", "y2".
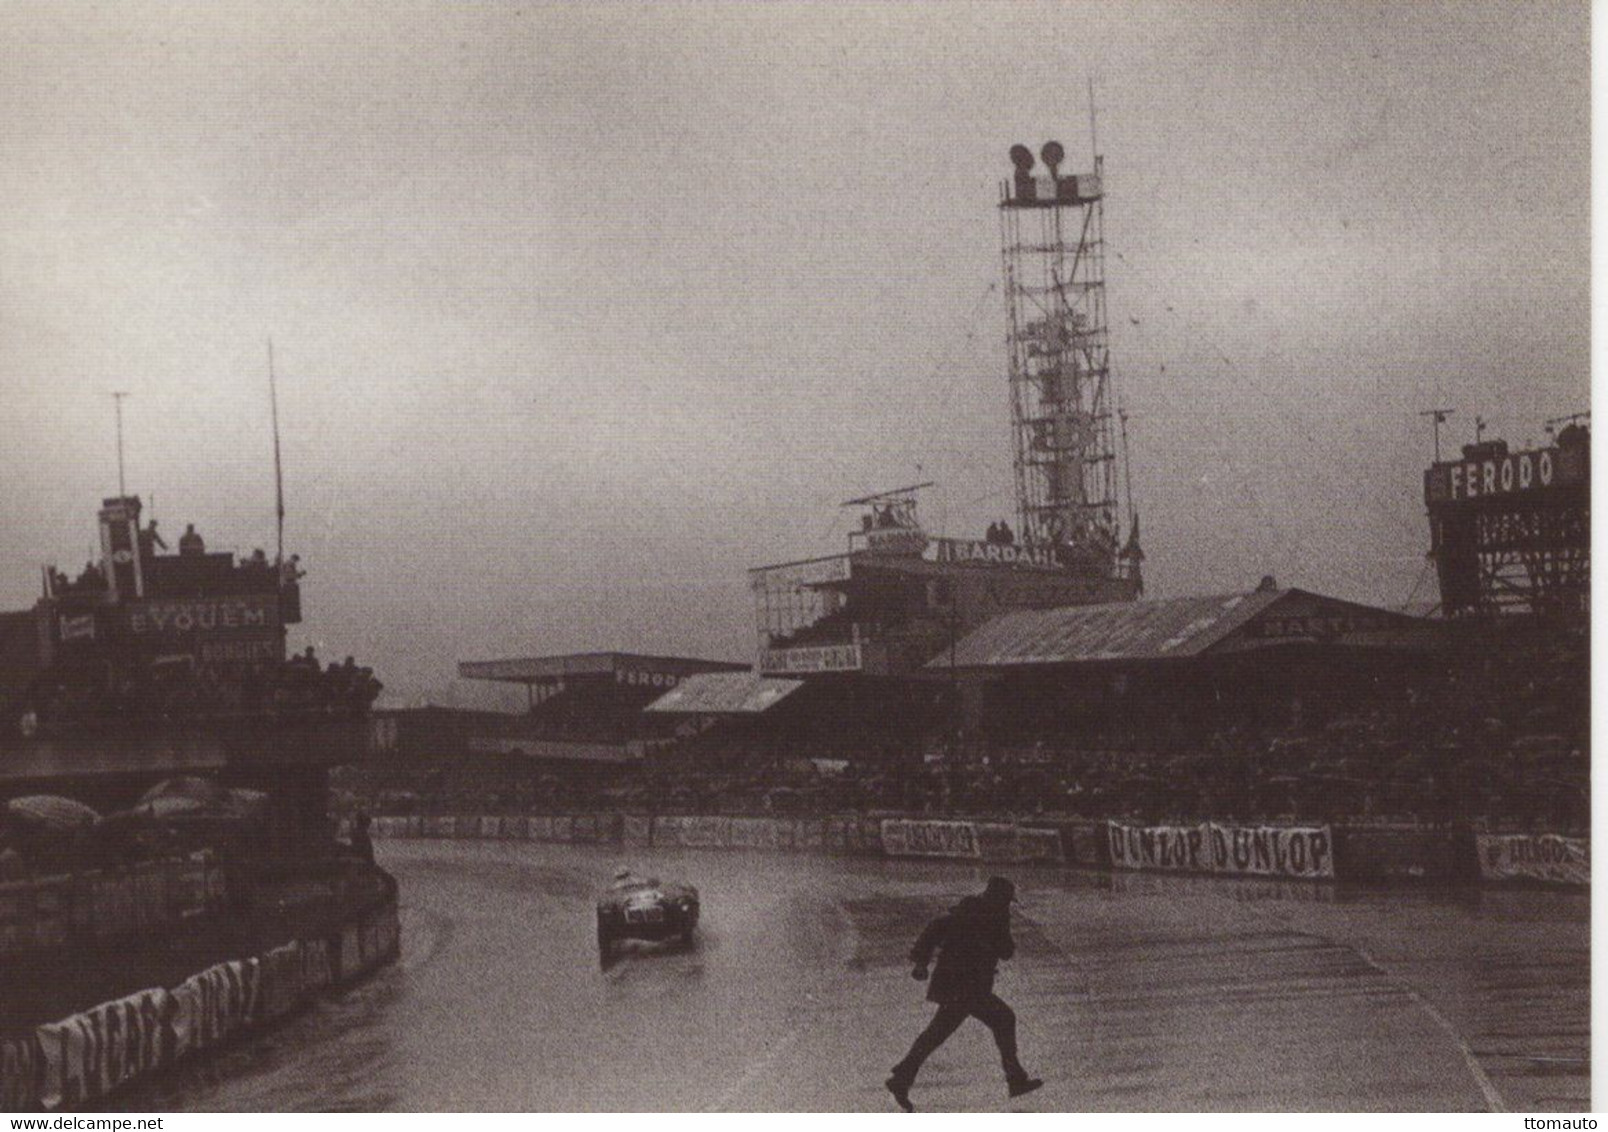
[
  {"x1": 17, "y1": 647, "x2": 382, "y2": 734},
  {"x1": 343, "y1": 621, "x2": 1587, "y2": 834}
]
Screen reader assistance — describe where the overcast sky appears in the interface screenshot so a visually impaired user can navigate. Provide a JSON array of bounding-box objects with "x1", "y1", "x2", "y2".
[{"x1": 0, "y1": 1, "x2": 1589, "y2": 706}]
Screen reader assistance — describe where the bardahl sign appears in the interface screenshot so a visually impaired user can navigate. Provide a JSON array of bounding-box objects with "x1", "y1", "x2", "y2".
[
  {"x1": 1424, "y1": 444, "x2": 1586, "y2": 506},
  {"x1": 928, "y1": 538, "x2": 1069, "y2": 572}
]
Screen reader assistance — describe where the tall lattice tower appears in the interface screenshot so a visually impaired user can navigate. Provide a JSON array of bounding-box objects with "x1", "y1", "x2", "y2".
[{"x1": 1000, "y1": 141, "x2": 1139, "y2": 586}]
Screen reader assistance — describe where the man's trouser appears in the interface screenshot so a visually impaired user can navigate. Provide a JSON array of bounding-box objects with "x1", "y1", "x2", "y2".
[{"x1": 890, "y1": 992, "x2": 1025, "y2": 1085}]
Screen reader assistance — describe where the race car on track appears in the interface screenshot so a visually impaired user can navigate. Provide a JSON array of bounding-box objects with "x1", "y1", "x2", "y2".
[{"x1": 596, "y1": 869, "x2": 699, "y2": 960}]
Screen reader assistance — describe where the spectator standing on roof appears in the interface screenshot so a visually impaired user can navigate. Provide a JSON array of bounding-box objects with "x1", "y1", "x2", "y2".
[{"x1": 138, "y1": 519, "x2": 166, "y2": 557}]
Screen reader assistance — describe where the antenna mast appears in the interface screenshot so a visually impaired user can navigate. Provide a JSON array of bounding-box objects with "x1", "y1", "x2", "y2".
[
  {"x1": 268, "y1": 340, "x2": 285, "y2": 563},
  {"x1": 1087, "y1": 77, "x2": 1099, "y2": 165},
  {"x1": 1418, "y1": 408, "x2": 1454, "y2": 463},
  {"x1": 1118, "y1": 406, "x2": 1136, "y2": 522},
  {"x1": 110, "y1": 391, "x2": 130, "y2": 497}
]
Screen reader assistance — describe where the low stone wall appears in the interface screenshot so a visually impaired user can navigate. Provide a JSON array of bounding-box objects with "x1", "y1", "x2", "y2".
[{"x1": 0, "y1": 871, "x2": 399, "y2": 1111}]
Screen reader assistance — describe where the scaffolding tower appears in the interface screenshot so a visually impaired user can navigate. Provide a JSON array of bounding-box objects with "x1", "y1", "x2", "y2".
[{"x1": 999, "y1": 141, "x2": 1137, "y2": 583}]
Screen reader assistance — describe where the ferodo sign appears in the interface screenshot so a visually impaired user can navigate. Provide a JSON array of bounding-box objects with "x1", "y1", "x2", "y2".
[
  {"x1": 1476, "y1": 833, "x2": 1589, "y2": 886},
  {"x1": 615, "y1": 668, "x2": 681, "y2": 689},
  {"x1": 1424, "y1": 444, "x2": 1587, "y2": 505},
  {"x1": 127, "y1": 596, "x2": 280, "y2": 636},
  {"x1": 1108, "y1": 822, "x2": 1334, "y2": 880},
  {"x1": 881, "y1": 819, "x2": 981, "y2": 859}
]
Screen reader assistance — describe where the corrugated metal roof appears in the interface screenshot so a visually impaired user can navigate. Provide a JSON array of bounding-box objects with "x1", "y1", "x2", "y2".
[
  {"x1": 645, "y1": 671, "x2": 805, "y2": 715},
  {"x1": 458, "y1": 652, "x2": 748, "y2": 684},
  {"x1": 933, "y1": 589, "x2": 1288, "y2": 669}
]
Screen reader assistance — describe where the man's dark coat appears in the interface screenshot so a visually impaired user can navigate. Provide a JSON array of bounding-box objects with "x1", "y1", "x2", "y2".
[{"x1": 909, "y1": 895, "x2": 1015, "y2": 1005}]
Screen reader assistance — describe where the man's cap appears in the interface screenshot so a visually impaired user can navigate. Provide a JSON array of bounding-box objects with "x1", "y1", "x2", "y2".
[{"x1": 983, "y1": 876, "x2": 1017, "y2": 903}]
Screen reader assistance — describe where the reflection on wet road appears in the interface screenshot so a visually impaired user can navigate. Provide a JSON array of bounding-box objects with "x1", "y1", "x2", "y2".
[{"x1": 124, "y1": 840, "x2": 1588, "y2": 1111}]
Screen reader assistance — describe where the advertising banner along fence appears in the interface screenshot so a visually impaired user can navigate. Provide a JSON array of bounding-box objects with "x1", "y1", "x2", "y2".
[
  {"x1": 1476, "y1": 833, "x2": 1589, "y2": 886},
  {"x1": 1, "y1": 881, "x2": 400, "y2": 1112},
  {"x1": 880, "y1": 819, "x2": 981, "y2": 859},
  {"x1": 1108, "y1": 822, "x2": 1334, "y2": 880}
]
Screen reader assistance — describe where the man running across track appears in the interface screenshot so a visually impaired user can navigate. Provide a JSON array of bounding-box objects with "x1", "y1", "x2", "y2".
[{"x1": 886, "y1": 876, "x2": 1044, "y2": 1111}]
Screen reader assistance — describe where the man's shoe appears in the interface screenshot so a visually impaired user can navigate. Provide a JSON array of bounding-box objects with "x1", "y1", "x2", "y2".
[
  {"x1": 885, "y1": 1076, "x2": 914, "y2": 1112},
  {"x1": 1007, "y1": 1076, "x2": 1044, "y2": 1099}
]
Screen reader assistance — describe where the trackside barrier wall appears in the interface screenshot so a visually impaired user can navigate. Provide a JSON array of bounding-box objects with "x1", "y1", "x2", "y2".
[
  {"x1": 371, "y1": 813, "x2": 896, "y2": 856},
  {"x1": 0, "y1": 875, "x2": 399, "y2": 1111},
  {"x1": 373, "y1": 814, "x2": 1063, "y2": 865},
  {"x1": 1332, "y1": 825, "x2": 1470, "y2": 884},
  {"x1": 1055, "y1": 820, "x2": 1109, "y2": 868},
  {"x1": 1475, "y1": 832, "x2": 1589, "y2": 886},
  {"x1": 0, "y1": 854, "x2": 225, "y2": 961},
  {"x1": 369, "y1": 813, "x2": 1588, "y2": 888},
  {"x1": 1106, "y1": 821, "x2": 1336, "y2": 880}
]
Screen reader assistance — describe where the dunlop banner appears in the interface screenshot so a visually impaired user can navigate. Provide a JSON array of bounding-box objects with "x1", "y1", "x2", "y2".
[
  {"x1": 1108, "y1": 822, "x2": 1333, "y2": 879},
  {"x1": 1106, "y1": 823, "x2": 1208, "y2": 873},
  {"x1": 1477, "y1": 833, "x2": 1589, "y2": 886},
  {"x1": 880, "y1": 819, "x2": 981, "y2": 859},
  {"x1": 1206, "y1": 823, "x2": 1333, "y2": 879}
]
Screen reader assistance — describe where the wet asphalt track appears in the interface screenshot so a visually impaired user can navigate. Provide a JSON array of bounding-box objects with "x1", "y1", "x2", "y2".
[{"x1": 124, "y1": 839, "x2": 1588, "y2": 1112}]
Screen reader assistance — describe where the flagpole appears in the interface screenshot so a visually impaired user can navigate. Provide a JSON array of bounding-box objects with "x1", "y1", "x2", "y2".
[
  {"x1": 111, "y1": 391, "x2": 130, "y2": 497},
  {"x1": 268, "y1": 340, "x2": 285, "y2": 564}
]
